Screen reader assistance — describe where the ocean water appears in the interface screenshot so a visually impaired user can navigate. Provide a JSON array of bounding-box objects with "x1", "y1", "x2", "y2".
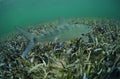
[{"x1": 0, "y1": 0, "x2": 120, "y2": 38}]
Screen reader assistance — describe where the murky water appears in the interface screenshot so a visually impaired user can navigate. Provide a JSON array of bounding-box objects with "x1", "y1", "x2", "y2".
[{"x1": 0, "y1": 0, "x2": 120, "y2": 38}]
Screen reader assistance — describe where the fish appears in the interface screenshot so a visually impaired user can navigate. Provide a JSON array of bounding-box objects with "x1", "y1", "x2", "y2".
[{"x1": 16, "y1": 23, "x2": 93, "y2": 57}]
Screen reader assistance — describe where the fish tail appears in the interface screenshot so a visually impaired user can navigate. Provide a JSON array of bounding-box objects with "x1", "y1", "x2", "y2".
[
  {"x1": 16, "y1": 27, "x2": 33, "y2": 41},
  {"x1": 21, "y1": 40, "x2": 35, "y2": 57}
]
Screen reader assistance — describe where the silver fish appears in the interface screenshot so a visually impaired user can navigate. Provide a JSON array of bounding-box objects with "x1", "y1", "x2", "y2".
[{"x1": 17, "y1": 23, "x2": 93, "y2": 57}]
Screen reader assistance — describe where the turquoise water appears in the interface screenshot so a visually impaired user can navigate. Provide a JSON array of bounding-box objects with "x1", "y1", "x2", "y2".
[{"x1": 0, "y1": 0, "x2": 120, "y2": 38}]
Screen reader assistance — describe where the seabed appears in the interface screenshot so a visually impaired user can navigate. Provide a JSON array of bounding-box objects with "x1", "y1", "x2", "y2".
[{"x1": 0, "y1": 18, "x2": 120, "y2": 79}]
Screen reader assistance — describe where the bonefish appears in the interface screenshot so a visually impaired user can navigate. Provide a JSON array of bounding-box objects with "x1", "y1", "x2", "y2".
[{"x1": 17, "y1": 23, "x2": 93, "y2": 57}]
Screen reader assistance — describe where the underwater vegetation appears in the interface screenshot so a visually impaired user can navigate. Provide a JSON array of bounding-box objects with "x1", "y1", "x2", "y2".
[{"x1": 0, "y1": 18, "x2": 120, "y2": 79}]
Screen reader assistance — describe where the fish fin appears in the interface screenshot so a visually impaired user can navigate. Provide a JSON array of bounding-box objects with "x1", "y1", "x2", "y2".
[{"x1": 16, "y1": 27, "x2": 33, "y2": 41}]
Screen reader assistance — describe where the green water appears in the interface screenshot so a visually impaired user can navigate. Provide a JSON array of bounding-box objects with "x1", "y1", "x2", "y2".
[{"x1": 0, "y1": 0, "x2": 120, "y2": 38}]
